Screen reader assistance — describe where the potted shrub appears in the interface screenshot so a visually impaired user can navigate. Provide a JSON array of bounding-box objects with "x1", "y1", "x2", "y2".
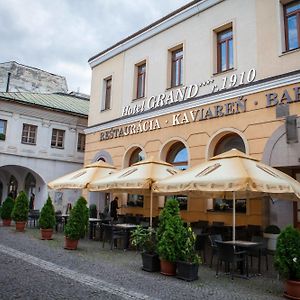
[
  {"x1": 11, "y1": 191, "x2": 29, "y2": 232},
  {"x1": 0, "y1": 196, "x2": 14, "y2": 226},
  {"x1": 89, "y1": 204, "x2": 97, "y2": 218},
  {"x1": 263, "y1": 224, "x2": 281, "y2": 251},
  {"x1": 156, "y1": 198, "x2": 186, "y2": 276},
  {"x1": 177, "y1": 226, "x2": 202, "y2": 281},
  {"x1": 131, "y1": 225, "x2": 160, "y2": 272},
  {"x1": 39, "y1": 196, "x2": 56, "y2": 240},
  {"x1": 64, "y1": 196, "x2": 89, "y2": 250},
  {"x1": 274, "y1": 226, "x2": 300, "y2": 299}
]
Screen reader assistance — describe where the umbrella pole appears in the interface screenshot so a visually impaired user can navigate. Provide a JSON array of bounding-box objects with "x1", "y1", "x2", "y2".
[
  {"x1": 150, "y1": 190, "x2": 153, "y2": 228},
  {"x1": 233, "y1": 191, "x2": 236, "y2": 242}
]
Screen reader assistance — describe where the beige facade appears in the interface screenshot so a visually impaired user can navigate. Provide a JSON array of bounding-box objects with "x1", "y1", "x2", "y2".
[{"x1": 86, "y1": 0, "x2": 300, "y2": 229}]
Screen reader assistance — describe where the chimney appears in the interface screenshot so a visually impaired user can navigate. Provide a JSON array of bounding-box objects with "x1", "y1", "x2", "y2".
[{"x1": 6, "y1": 72, "x2": 11, "y2": 92}]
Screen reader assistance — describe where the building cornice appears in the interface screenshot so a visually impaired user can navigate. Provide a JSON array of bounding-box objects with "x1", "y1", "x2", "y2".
[
  {"x1": 88, "y1": 0, "x2": 223, "y2": 68},
  {"x1": 85, "y1": 70, "x2": 300, "y2": 135}
]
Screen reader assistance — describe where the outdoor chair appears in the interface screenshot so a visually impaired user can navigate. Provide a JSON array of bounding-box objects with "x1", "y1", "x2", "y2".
[
  {"x1": 195, "y1": 233, "x2": 207, "y2": 263},
  {"x1": 215, "y1": 241, "x2": 248, "y2": 280},
  {"x1": 191, "y1": 220, "x2": 209, "y2": 233},
  {"x1": 101, "y1": 223, "x2": 127, "y2": 250},
  {"x1": 247, "y1": 235, "x2": 268, "y2": 272},
  {"x1": 28, "y1": 209, "x2": 40, "y2": 228},
  {"x1": 208, "y1": 234, "x2": 223, "y2": 267},
  {"x1": 247, "y1": 225, "x2": 262, "y2": 240}
]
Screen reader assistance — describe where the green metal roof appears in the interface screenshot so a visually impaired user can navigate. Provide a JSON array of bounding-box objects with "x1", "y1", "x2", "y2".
[{"x1": 0, "y1": 92, "x2": 89, "y2": 117}]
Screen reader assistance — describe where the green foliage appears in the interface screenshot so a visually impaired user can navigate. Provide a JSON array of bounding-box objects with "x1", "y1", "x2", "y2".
[
  {"x1": 39, "y1": 196, "x2": 56, "y2": 229},
  {"x1": 0, "y1": 197, "x2": 14, "y2": 219},
  {"x1": 275, "y1": 225, "x2": 300, "y2": 280},
  {"x1": 0, "y1": 133, "x2": 5, "y2": 140},
  {"x1": 131, "y1": 225, "x2": 156, "y2": 254},
  {"x1": 11, "y1": 191, "x2": 29, "y2": 222},
  {"x1": 156, "y1": 198, "x2": 187, "y2": 262},
  {"x1": 89, "y1": 204, "x2": 97, "y2": 218},
  {"x1": 64, "y1": 197, "x2": 89, "y2": 240},
  {"x1": 180, "y1": 226, "x2": 202, "y2": 264},
  {"x1": 264, "y1": 225, "x2": 281, "y2": 234}
]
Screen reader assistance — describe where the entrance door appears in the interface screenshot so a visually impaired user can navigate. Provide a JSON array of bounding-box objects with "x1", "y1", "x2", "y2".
[{"x1": 293, "y1": 171, "x2": 300, "y2": 229}]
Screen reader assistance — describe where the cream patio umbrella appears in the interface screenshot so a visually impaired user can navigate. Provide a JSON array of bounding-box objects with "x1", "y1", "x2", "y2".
[
  {"x1": 153, "y1": 149, "x2": 300, "y2": 241},
  {"x1": 88, "y1": 157, "x2": 179, "y2": 227},
  {"x1": 48, "y1": 161, "x2": 116, "y2": 190}
]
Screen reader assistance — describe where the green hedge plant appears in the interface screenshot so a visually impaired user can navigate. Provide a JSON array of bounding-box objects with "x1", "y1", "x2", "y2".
[
  {"x1": 156, "y1": 198, "x2": 187, "y2": 262},
  {"x1": 0, "y1": 196, "x2": 14, "y2": 220},
  {"x1": 64, "y1": 197, "x2": 88, "y2": 240},
  {"x1": 274, "y1": 225, "x2": 300, "y2": 281},
  {"x1": 131, "y1": 225, "x2": 157, "y2": 254},
  {"x1": 39, "y1": 196, "x2": 56, "y2": 229},
  {"x1": 11, "y1": 191, "x2": 29, "y2": 222}
]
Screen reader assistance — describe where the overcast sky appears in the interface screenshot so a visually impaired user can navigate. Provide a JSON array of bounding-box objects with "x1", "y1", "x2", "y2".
[{"x1": 0, "y1": 0, "x2": 190, "y2": 95}]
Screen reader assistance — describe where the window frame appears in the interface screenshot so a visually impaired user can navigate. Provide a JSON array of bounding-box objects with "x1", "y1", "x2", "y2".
[
  {"x1": 136, "y1": 62, "x2": 146, "y2": 99},
  {"x1": 284, "y1": 0, "x2": 300, "y2": 51},
  {"x1": 171, "y1": 47, "x2": 183, "y2": 88},
  {"x1": 21, "y1": 123, "x2": 37, "y2": 145},
  {"x1": 0, "y1": 119, "x2": 7, "y2": 141},
  {"x1": 217, "y1": 28, "x2": 233, "y2": 73},
  {"x1": 51, "y1": 128, "x2": 65, "y2": 149},
  {"x1": 77, "y1": 133, "x2": 86, "y2": 152},
  {"x1": 102, "y1": 77, "x2": 112, "y2": 111}
]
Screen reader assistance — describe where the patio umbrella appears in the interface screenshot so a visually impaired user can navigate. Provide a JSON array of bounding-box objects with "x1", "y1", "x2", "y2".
[
  {"x1": 48, "y1": 161, "x2": 116, "y2": 190},
  {"x1": 88, "y1": 157, "x2": 179, "y2": 227},
  {"x1": 153, "y1": 149, "x2": 300, "y2": 241}
]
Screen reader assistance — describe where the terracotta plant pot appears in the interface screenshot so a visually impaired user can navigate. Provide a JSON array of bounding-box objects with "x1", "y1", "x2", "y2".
[
  {"x1": 2, "y1": 219, "x2": 12, "y2": 226},
  {"x1": 15, "y1": 221, "x2": 26, "y2": 232},
  {"x1": 64, "y1": 236, "x2": 79, "y2": 250},
  {"x1": 160, "y1": 259, "x2": 176, "y2": 276},
  {"x1": 40, "y1": 228, "x2": 53, "y2": 240},
  {"x1": 284, "y1": 280, "x2": 300, "y2": 300}
]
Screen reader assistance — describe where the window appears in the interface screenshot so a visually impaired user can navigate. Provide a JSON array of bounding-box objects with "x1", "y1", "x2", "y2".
[
  {"x1": 0, "y1": 119, "x2": 7, "y2": 140},
  {"x1": 214, "y1": 134, "x2": 245, "y2": 156},
  {"x1": 217, "y1": 28, "x2": 233, "y2": 72},
  {"x1": 51, "y1": 129, "x2": 65, "y2": 149},
  {"x1": 129, "y1": 148, "x2": 145, "y2": 166},
  {"x1": 284, "y1": 1, "x2": 300, "y2": 51},
  {"x1": 166, "y1": 142, "x2": 188, "y2": 210},
  {"x1": 136, "y1": 63, "x2": 146, "y2": 99},
  {"x1": 171, "y1": 47, "x2": 183, "y2": 87},
  {"x1": 77, "y1": 133, "x2": 86, "y2": 152},
  {"x1": 21, "y1": 124, "x2": 37, "y2": 145},
  {"x1": 103, "y1": 77, "x2": 112, "y2": 111}
]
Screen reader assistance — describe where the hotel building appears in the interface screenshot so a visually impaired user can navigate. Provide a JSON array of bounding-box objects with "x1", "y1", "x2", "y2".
[{"x1": 86, "y1": 0, "x2": 300, "y2": 228}]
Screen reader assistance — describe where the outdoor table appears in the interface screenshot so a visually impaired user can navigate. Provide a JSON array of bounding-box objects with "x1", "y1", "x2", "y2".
[
  {"x1": 113, "y1": 223, "x2": 137, "y2": 249},
  {"x1": 223, "y1": 240, "x2": 262, "y2": 276},
  {"x1": 89, "y1": 218, "x2": 102, "y2": 239}
]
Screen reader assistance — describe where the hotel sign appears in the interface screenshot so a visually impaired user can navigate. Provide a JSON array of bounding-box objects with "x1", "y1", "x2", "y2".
[{"x1": 122, "y1": 69, "x2": 256, "y2": 117}]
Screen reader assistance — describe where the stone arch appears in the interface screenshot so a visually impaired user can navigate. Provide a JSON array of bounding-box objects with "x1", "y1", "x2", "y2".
[
  {"x1": 92, "y1": 150, "x2": 114, "y2": 165},
  {"x1": 262, "y1": 121, "x2": 300, "y2": 167},
  {"x1": 206, "y1": 128, "x2": 249, "y2": 160}
]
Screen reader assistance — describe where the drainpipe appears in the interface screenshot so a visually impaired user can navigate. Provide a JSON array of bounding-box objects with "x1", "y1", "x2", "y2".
[{"x1": 6, "y1": 72, "x2": 11, "y2": 92}]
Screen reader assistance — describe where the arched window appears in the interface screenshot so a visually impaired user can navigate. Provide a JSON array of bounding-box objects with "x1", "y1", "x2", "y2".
[
  {"x1": 166, "y1": 142, "x2": 188, "y2": 170},
  {"x1": 25, "y1": 173, "x2": 36, "y2": 209},
  {"x1": 0, "y1": 181, "x2": 3, "y2": 205},
  {"x1": 97, "y1": 157, "x2": 106, "y2": 162},
  {"x1": 8, "y1": 175, "x2": 18, "y2": 199},
  {"x1": 214, "y1": 134, "x2": 245, "y2": 156},
  {"x1": 129, "y1": 148, "x2": 145, "y2": 166},
  {"x1": 166, "y1": 142, "x2": 188, "y2": 210}
]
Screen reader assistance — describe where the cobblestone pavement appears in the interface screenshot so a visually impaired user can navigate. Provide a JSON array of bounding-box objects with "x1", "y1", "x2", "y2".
[{"x1": 0, "y1": 226, "x2": 284, "y2": 300}]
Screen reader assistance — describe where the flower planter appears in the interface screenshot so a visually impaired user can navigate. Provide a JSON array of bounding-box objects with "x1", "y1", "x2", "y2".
[
  {"x1": 284, "y1": 280, "x2": 300, "y2": 300},
  {"x1": 176, "y1": 261, "x2": 199, "y2": 281},
  {"x1": 2, "y1": 219, "x2": 12, "y2": 226},
  {"x1": 160, "y1": 259, "x2": 176, "y2": 276},
  {"x1": 64, "y1": 236, "x2": 79, "y2": 250},
  {"x1": 40, "y1": 228, "x2": 53, "y2": 240},
  {"x1": 263, "y1": 232, "x2": 279, "y2": 251},
  {"x1": 15, "y1": 221, "x2": 26, "y2": 232},
  {"x1": 141, "y1": 252, "x2": 160, "y2": 272}
]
